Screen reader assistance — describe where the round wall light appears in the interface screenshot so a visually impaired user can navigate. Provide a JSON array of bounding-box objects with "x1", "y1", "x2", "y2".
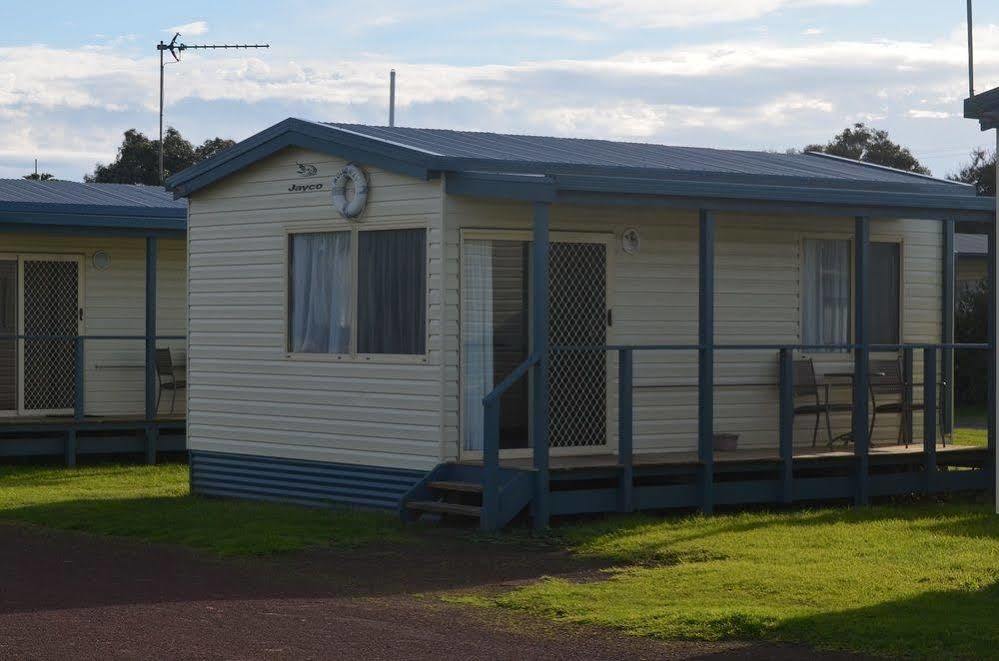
[
  {"x1": 622, "y1": 228, "x2": 641, "y2": 255},
  {"x1": 92, "y1": 250, "x2": 111, "y2": 271}
]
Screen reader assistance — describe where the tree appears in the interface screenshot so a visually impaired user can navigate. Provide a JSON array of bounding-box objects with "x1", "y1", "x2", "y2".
[
  {"x1": 949, "y1": 147, "x2": 996, "y2": 196},
  {"x1": 22, "y1": 172, "x2": 54, "y2": 181},
  {"x1": 955, "y1": 280, "x2": 990, "y2": 407},
  {"x1": 805, "y1": 123, "x2": 931, "y2": 175},
  {"x1": 85, "y1": 127, "x2": 235, "y2": 185}
]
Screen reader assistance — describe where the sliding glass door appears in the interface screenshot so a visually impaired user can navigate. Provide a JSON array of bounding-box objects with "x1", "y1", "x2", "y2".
[
  {"x1": 461, "y1": 234, "x2": 610, "y2": 456},
  {"x1": 0, "y1": 260, "x2": 15, "y2": 414}
]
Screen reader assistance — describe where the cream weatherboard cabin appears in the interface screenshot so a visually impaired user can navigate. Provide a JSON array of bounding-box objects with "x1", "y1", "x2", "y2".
[
  {"x1": 168, "y1": 119, "x2": 995, "y2": 530},
  {"x1": 0, "y1": 179, "x2": 187, "y2": 463}
]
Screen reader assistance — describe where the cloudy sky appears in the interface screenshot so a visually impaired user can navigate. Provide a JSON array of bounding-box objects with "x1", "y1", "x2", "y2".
[{"x1": 3, "y1": 0, "x2": 999, "y2": 180}]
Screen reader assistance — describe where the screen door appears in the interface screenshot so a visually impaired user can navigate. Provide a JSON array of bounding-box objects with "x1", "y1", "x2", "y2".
[{"x1": 20, "y1": 257, "x2": 81, "y2": 414}]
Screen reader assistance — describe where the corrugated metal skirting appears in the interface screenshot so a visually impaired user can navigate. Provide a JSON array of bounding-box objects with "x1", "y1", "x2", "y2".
[{"x1": 189, "y1": 450, "x2": 426, "y2": 510}]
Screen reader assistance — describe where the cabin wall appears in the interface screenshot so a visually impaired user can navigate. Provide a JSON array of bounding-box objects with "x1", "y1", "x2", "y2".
[
  {"x1": 443, "y1": 195, "x2": 943, "y2": 458},
  {"x1": 185, "y1": 148, "x2": 446, "y2": 471},
  {"x1": 0, "y1": 233, "x2": 186, "y2": 417}
]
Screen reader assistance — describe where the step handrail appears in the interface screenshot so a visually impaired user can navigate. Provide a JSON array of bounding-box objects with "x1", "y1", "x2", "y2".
[{"x1": 480, "y1": 352, "x2": 541, "y2": 530}]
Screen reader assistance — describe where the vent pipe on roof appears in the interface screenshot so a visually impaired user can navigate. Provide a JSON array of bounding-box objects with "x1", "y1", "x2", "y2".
[
  {"x1": 389, "y1": 69, "x2": 396, "y2": 127},
  {"x1": 968, "y1": 0, "x2": 975, "y2": 97}
]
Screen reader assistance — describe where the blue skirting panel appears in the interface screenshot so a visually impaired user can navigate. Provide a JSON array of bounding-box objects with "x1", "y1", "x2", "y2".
[{"x1": 189, "y1": 450, "x2": 426, "y2": 510}]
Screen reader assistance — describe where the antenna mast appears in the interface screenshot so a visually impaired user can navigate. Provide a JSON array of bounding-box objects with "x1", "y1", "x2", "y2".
[
  {"x1": 389, "y1": 70, "x2": 396, "y2": 127},
  {"x1": 156, "y1": 34, "x2": 270, "y2": 183}
]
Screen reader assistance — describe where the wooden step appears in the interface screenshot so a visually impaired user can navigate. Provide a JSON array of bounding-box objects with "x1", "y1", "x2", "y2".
[
  {"x1": 429, "y1": 480, "x2": 483, "y2": 494},
  {"x1": 405, "y1": 500, "x2": 482, "y2": 518}
]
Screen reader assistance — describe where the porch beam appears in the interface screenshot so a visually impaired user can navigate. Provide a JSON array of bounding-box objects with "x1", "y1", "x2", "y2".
[
  {"x1": 942, "y1": 219, "x2": 955, "y2": 436},
  {"x1": 531, "y1": 201, "x2": 551, "y2": 531},
  {"x1": 698, "y1": 209, "x2": 715, "y2": 514},
  {"x1": 853, "y1": 216, "x2": 871, "y2": 506},
  {"x1": 144, "y1": 236, "x2": 158, "y2": 465}
]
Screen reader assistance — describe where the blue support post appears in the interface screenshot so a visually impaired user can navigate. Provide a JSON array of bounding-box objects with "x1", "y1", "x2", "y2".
[
  {"x1": 617, "y1": 348, "x2": 634, "y2": 513},
  {"x1": 698, "y1": 209, "x2": 715, "y2": 514},
  {"x1": 942, "y1": 220, "x2": 955, "y2": 438},
  {"x1": 67, "y1": 335, "x2": 85, "y2": 467},
  {"x1": 903, "y1": 347, "x2": 914, "y2": 445},
  {"x1": 853, "y1": 216, "x2": 870, "y2": 507},
  {"x1": 989, "y1": 228, "x2": 997, "y2": 506},
  {"x1": 923, "y1": 347, "x2": 938, "y2": 494},
  {"x1": 481, "y1": 399, "x2": 500, "y2": 531},
  {"x1": 778, "y1": 348, "x2": 794, "y2": 504},
  {"x1": 531, "y1": 201, "x2": 551, "y2": 531},
  {"x1": 145, "y1": 236, "x2": 158, "y2": 465}
]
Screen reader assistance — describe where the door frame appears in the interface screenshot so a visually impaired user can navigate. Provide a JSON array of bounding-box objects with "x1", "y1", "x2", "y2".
[
  {"x1": 0, "y1": 253, "x2": 17, "y2": 417},
  {"x1": 16, "y1": 253, "x2": 84, "y2": 416},
  {"x1": 458, "y1": 229, "x2": 615, "y2": 461}
]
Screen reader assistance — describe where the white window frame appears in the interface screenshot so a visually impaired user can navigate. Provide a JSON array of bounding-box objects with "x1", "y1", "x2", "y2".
[{"x1": 284, "y1": 222, "x2": 430, "y2": 364}]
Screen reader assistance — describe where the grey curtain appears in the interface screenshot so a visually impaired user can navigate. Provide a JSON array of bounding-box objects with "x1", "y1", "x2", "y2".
[
  {"x1": 357, "y1": 229, "x2": 426, "y2": 354},
  {"x1": 289, "y1": 231, "x2": 352, "y2": 353},
  {"x1": 802, "y1": 239, "x2": 850, "y2": 348}
]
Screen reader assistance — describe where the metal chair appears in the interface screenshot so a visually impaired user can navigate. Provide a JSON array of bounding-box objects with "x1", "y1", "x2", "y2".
[
  {"x1": 792, "y1": 358, "x2": 854, "y2": 447},
  {"x1": 155, "y1": 348, "x2": 186, "y2": 414},
  {"x1": 868, "y1": 357, "x2": 947, "y2": 447}
]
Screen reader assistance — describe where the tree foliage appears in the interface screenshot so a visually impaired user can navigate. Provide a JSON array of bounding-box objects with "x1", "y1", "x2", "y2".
[
  {"x1": 85, "y1": 127, "x2": 235, "y2": 185},
  {"x1": 949, "y1": 148, "x2": 996, "y2": 196},
  {"x1": 805, "y1": 123, "x2": 931, "y2": 175},
  {"x1": 22, "y1": 172, "x2": 54, "y2": 181},
  {"x1": 955, "y1": 280, "x2": 990, "y2": 407}
]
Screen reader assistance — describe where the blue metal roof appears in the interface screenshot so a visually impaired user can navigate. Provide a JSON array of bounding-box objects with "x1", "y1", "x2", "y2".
[
  {"x1": 323, "y1": 123, "x2": 967, "y2": 191},
  {"x1": 0, "y1": 179, "x2": 186, "y2": 236},
  {"x1": 167, "y1": 118, "x2": 994, "y2": 222}
]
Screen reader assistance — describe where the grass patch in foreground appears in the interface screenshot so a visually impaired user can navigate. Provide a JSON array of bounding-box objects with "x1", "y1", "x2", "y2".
[
  {"x1": 489, "y1": 503, "x2": 999, "y2": 659},
  {"x1": 0, "y1": 463, "x2": 412, "y2": 555}
]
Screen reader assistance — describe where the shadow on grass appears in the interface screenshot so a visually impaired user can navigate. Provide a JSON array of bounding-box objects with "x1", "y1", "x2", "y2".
[
  {"x1": 776, "y1": 581, "x2": 999, "y2": 659},
  {"x1": 0, "y1": 496, "x2": 612, "y2": 613}
]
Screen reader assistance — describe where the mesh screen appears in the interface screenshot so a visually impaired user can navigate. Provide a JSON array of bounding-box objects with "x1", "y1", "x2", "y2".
[
  {"x1": 548, "y1": 242, "x2": 607, "y2": 448},
  {"x1": 23, "y1": 260, "x2": 78, "y2": 412}
]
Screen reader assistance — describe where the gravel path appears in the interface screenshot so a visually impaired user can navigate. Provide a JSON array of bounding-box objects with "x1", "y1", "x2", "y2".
[{"x1": 0, "y1": 524, "x2": 868, "y2": 660}]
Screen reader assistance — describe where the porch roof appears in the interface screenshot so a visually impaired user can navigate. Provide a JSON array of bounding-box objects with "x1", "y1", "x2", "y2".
[
  {"x1": 166, "y1": 118, "x2": 995, "y2": 222},
  {"x1": 0, "y1": 179, "x2": 187, "y2": 237}
]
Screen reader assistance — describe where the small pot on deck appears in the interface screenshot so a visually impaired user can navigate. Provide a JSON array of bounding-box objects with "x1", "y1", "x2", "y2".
[{"x1": 713, "y1": 433, "x2": 739, "y2": 452}]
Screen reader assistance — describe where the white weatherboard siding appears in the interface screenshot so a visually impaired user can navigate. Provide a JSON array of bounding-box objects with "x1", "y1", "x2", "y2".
[
  {"x1": 2, "y1": 233, "x2": 186, "y2": 417},
  {"x1": 442, "y1": 196, "x2": 943, "y2": 460},
  {"x1": 186, "y1": 148, "x2": 446, "y2": 471},
  {"x1": 186, "y1": 148, "x2": 944, "y2": 471}
]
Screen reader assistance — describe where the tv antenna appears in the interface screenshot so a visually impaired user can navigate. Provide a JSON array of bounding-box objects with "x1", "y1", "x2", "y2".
[{"x1": 156, "y1": 33, "x2": 270, "y2": 183}]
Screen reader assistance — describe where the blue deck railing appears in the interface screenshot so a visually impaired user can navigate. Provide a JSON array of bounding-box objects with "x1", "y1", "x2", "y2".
[{"x1": 480, "y1": 341, "x2": 992, "y2": 528}]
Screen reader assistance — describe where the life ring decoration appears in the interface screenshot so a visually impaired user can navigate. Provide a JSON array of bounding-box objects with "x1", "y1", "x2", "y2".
[{"x1": 332, "y1": 164, "x2": 369, "y2": 219}]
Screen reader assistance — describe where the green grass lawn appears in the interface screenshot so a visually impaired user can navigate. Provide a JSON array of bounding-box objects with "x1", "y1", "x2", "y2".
[
  {"x1": 953, "y1": 426, "x2": 987, "y2": 447},
  {"x1": 0, "y1": 462, "x2": 411, "y2": 555},
  {"x1": 472, "y1": 501, "x2": 999, "y2": 659}
]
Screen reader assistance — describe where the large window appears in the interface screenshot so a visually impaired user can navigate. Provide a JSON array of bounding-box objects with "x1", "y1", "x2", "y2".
[
  {"x1": 801, "y1": 238, "x2": 901, "y2": 348},
  {"x1": 288, "y1": 228, "x2": 426, "y2": 356}
]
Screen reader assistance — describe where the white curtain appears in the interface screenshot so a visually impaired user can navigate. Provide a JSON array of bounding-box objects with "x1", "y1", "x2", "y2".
[
  {"x1": 462, "y1": 240, "x2": 494, "y2": 451},
  {"x1": 802, "y1": 238, "x2": 850, "y2": 348},
  {"x1": 290, "y1": 232, "x2": 352, "y2": 353}
]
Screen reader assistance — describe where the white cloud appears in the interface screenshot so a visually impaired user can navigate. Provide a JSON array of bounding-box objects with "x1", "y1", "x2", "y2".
[
  {"x1": 907, "y1": 109, "x2": 952, "y2": 119},
  {"x1": 803, "y1": 28, "x2": 824, "y2": 35},
  {"x1": 2, "y1": 21, "x2": 997, "y2": 178},
  {"x1": 563, "y1": 0, "x2": 869, "y2": 28},
  {"x1": 166, "y1": 21, "x2": 208, "y2": 36}
]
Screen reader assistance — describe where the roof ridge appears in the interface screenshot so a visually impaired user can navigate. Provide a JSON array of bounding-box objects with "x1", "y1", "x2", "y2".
[{"x1": 803, "y1": 150, "x2": 968, "y2": 188}]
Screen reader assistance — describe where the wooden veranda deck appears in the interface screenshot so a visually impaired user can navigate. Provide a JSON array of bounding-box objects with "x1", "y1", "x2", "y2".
[{"x1": 0, "y1": 413, "x2": 186, "y2": 464}]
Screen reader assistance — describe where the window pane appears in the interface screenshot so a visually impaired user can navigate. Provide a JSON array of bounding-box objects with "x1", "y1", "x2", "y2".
[
  {"x1": 870, "y1": 242, "x2": 900, "y2": 345},
  {"x1": 357, "y1": 229, "x2": 426, "y2": 354},
  {"x1": 802, "y1": 239, "x2": 850, "y2": 348},
  {"x1": 288, "y1": 232, "x2": 352, "y2": 353}
]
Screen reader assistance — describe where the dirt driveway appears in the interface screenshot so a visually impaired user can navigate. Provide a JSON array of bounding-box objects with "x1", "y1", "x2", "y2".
[{"x1": 0, "y1": 524, "x2": 866, "y2": 660}]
